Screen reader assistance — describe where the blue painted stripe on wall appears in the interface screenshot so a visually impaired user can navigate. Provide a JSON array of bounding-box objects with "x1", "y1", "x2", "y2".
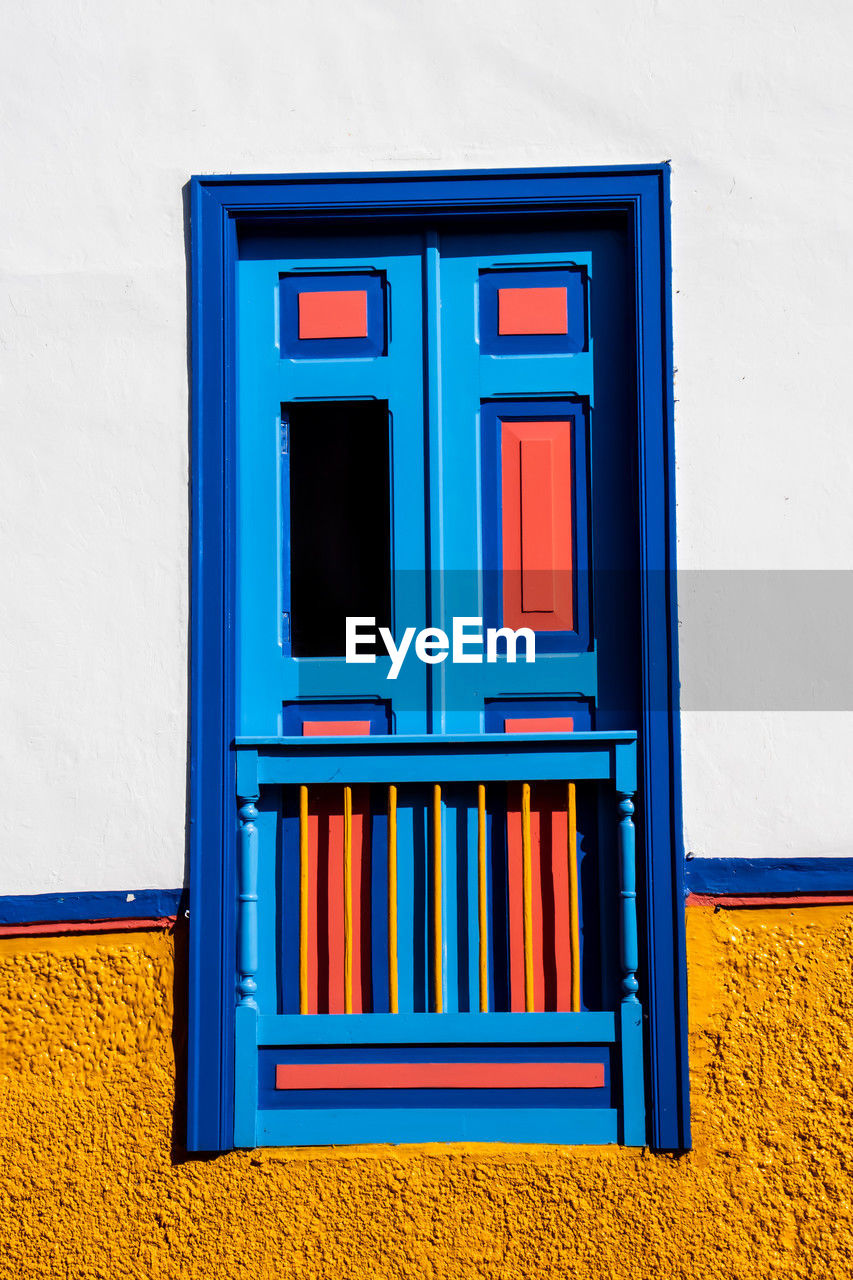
[
  {"x1": 686, "y1": 858, "x2": 853, "y2": 896},
  {"x1": 0, "y1": 888, "x2": 185, "y2": 925},
  {"x1": 6, "y1": 862, "x2": 849, "y2": 925}
]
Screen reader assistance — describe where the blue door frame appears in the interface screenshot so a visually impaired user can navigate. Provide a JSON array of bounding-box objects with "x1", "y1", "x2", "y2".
[{"x1": 189, "y1": 165, "x2": 687, "y2": 1152}]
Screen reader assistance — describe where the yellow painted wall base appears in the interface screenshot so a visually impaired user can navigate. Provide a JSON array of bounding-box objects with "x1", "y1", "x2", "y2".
[{"x1": 1, "y1": 905, "x2": 852, "y2": 1279}]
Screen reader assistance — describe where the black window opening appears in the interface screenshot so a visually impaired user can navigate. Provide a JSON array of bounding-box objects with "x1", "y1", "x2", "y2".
[{"x1": 286, "y1": 400, "x2": 392, "y2": 658}]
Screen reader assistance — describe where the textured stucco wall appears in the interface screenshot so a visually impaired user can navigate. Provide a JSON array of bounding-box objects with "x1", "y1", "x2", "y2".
[
  {"x1": 1, "y1": 904, "x2": 851, "y2": 1279},
  {"x1": 2, "y1": 2, "x2": 853, "y2": 895}
]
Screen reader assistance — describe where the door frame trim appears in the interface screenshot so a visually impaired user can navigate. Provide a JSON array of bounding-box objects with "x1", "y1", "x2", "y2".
[{"x1": 188, "y1": 165, "x2": 687, "y2": 1152}]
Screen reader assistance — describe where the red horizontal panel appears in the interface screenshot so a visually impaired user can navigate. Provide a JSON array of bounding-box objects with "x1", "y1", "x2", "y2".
[
  {"x1": 504, "y1": 717, "x2": 574, "y2": 734},
  {"x1": 301, "y1": 721, "x2": 372, "y2": 737},
  {"x1": 497, "y1": 286, "x2": 568, "y2": 335},
  {"x1": 298, "y1": 290, "x2": 368, "y2": 340},
  {"x1": 275, "y1": 1061, "x2": 604, "y2": 1090}
]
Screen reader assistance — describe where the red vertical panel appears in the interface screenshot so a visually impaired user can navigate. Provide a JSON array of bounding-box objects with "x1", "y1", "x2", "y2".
[
  {"x1": 520, "y1": 438, "x2": 556, "y2": 613},
  {"x1": 350, "y1": 785, "x2": 372, "y2": 1013},
  {"x1": 326, "y1": 804, "x2": 346, "y2": 1014},
  {"x1": 307, "y1": 789, "x2": 337, "y2": 1015},
  {"x1": 302, "y1": 723, "x2": 372, "y2": 1014},
  {"x1": 505, "y1": 788, "x2": 526, "y2": 1013},
  {"x1": 305, "y1": 796, "x2": 320, "y2": 1015},
  {"x1": 538, "y1": 784, "x2": 572, "y2": 1011},
  {"x1": 307, "y1": 788, "x2": 372, "y2": 1015},
  {"x1": 505, "y1": 788, "x2": 545, "y2": 1011},
  {"x1": 501, "y1": 421, "x2": 574, "y2": 632},
  {"x1": 505, "y1": 720, "x2": 574, "y2": 1012},
  {"x1": 529, "y1": 801, "x2": 545, "y2": 1012}
]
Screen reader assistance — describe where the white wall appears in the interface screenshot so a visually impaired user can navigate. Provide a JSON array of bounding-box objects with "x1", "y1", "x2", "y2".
[{"x1": 2, "y1": 0, "x2": 851, "y2": 893}]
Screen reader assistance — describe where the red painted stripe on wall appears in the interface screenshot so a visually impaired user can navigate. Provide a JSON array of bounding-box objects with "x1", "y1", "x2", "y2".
[
  {"x1": 0, "y1": 917, "x2": 177, "y2": 938},
  {"x1": 501, "y1": 420, "x2": 574, "y2": 632},
  {"x1": 687, "y1": 893, "x2": 853, "y2": 908},
  {"x1": 275, "y1": 1061, "x2": 604, "y2": 1090}
]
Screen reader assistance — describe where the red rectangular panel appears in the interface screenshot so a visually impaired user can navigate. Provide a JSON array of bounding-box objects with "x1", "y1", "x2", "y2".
[
  {"x1": 302, "y1": 724, "x2": 372, "y2": 1012},
  {"x1": 304, "y1": 792, "x2": 323, "y2": 1014},
  {"x1": 501, "y1": 421, "x2": 574, "y2": 632},
  {"x1": 351, "y1": 789, "x2": 370, "y2": 1008},
  {"x1": 497, "y1": 286, "x2": 568, "y2": 335},
  {"x1": 505, "y1": 788, "x2": 526, "y2": 1012},
  {"x1": 504, "y1": 717, "x2": 574, "y2": 734},
  {"x1": 505, "y1": 788, "x2": 550, "y2": 1012},
  {"x1": 276, "y1": 1061, "x2": 604, "y2": 1090},
  {"x1": 507, "y1": 783, "x2": 573, "y2": 1011},
  {"x1": 538, "y1": 784, "x2": 572, "y2": 1011},
  {"x1": 302, "y1": 721, "x2": 372, "y2": 736},
  {"x1": 305, "y1": 784, "x2": 372, "y2": 1014},
  {"x1": 520, "y1": 439, "x2": 555, "y2": 612},
  {"x1": 505, "y1": 720, "x2": 574, "y2": 1011},
  {"x1": 298, "y1": 290, "x2": 368, "y2": 340},
  {"x1": 326, "y1": 804, "x2": 346, "y2": 1013}
]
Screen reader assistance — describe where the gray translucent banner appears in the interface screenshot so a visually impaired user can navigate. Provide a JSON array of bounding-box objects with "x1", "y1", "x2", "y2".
[
  {"x1": 291, "y1": 570, "x2": 853, "y2": 712},
  {"x1": 677, "y1": 570, "x2": 853, "y2": 711}
]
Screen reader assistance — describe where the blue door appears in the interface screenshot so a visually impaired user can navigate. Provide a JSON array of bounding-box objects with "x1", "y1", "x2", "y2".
[
  {"x1": 238, "y1": 233, "x2": 430, "y2": 737},
  {"x1": 233, "y1": 220, "x2": 644, "y2": 1145}
]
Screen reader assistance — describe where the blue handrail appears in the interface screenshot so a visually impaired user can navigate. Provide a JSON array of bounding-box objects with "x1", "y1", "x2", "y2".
[{"x1": 234, "y1": 730, "x2": 637, "y2": 794}]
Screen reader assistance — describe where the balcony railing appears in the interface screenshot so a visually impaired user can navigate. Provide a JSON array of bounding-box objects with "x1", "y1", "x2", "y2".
[
  {"x1": 235, "y1": 731, "x2": 638, "y2": 1012},
  {"x1": 232, "y1": 731, "x2": 643, "y2": 1146}
]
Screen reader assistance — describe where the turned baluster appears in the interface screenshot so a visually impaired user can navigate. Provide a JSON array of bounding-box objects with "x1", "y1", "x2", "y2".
[
  {"x1": 617, "y1": 793, "x2": 639, "y2": 1005},
  {"x1": 237, "y1": 795, "x2": 259, "y2": 1009}
]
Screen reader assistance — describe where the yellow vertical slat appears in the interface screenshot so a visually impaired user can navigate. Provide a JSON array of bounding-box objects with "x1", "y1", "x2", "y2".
[
  {"x1": 433, "y1": 783, "x2": 443, "y2": 1014},
  {"x1": 388, "y1": 784, "x2": 399, "y2": 1014},
  {"x1": 521, "y1": 781, "x2": 534, "y2": 1013},
  {"x1": 343, "y1": 784, "x2": 353, "y2": 1014},
  {"x1": 568, "y1": 781, "x2": 581, "y2": 1013},
  {"x1": 477, "y1": 783, "x2": 488, "y2": 1013},
  {"x1": 299, "y1": 784, "x2": 309, "y2": 1016}
]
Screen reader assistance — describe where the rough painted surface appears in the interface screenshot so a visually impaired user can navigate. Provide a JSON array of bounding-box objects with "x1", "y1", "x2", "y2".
[{"x1": 1, "y1": 906, "x2": 851, "y2": 1279}]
